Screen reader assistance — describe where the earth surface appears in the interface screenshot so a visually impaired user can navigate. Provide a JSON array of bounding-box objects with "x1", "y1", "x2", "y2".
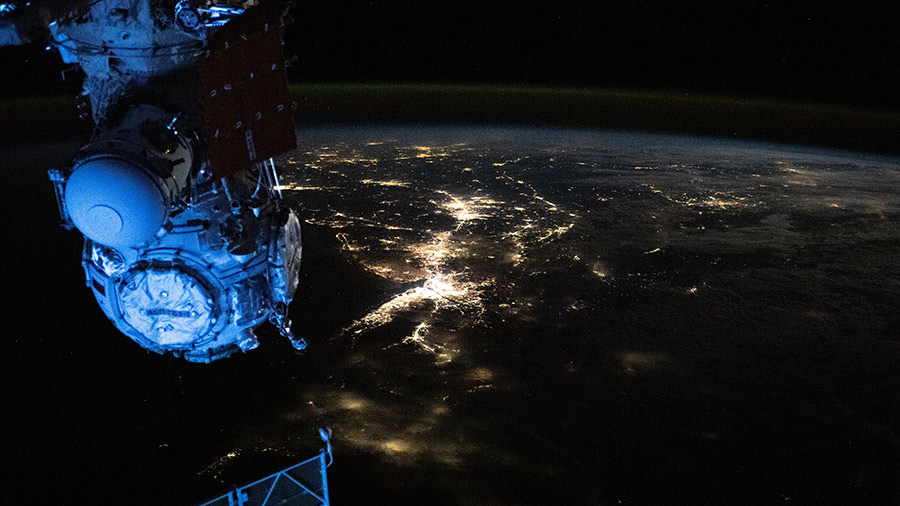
[{"x1": 5, "y1": 126, "x2": 900, "y2": 505}]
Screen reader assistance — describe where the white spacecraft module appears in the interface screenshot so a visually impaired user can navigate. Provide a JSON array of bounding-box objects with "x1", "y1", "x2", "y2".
[{"x1": 45, "y1": 0, "x2": 307, "y2": 362}]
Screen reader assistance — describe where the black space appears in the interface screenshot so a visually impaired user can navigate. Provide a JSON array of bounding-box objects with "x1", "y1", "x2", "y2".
[
  {"x1": 285, "y1": 1, "x2": 900, "y2": 109},
  {"x1": 3, "y1": 2, "x2": 900, "y2": 110}
]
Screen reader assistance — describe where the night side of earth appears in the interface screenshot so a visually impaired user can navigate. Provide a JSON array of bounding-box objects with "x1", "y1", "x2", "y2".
[
  {"x1": 5, "y1": 120, "x2": 900, "y2": 505},
  {"x1": 5, "y1": 2, "x2": 900, "y2": 504}
]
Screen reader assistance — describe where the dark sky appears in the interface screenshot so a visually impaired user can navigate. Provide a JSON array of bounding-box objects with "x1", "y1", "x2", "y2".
[
  {"x1": 285, "y1": 2, "x2": 900, "y2": 108},
  {"x1": 3, "y1": 2, "x2": 900, "y2": 110}
]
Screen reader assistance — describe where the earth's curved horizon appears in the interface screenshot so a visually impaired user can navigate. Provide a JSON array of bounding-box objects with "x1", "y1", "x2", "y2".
[
  {"x1": 4, "y1": 125, "x2": 900, "y2": 505},
  {"x1": 4, "y1": 83, "x2": 900, "y2": 156}
]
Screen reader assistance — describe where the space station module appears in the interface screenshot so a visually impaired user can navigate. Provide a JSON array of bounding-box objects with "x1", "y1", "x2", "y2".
[{"x1": 42, "y1": 0, "x2": 306, "y2": 362}]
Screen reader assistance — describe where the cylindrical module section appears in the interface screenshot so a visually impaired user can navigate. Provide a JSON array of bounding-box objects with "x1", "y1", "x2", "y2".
[
  {"x1": 46, "y1": 3, "x2": 303, "y2": 362},
  {"x1": 64, "y1": 105, "x2": 195, "y2": 250}
]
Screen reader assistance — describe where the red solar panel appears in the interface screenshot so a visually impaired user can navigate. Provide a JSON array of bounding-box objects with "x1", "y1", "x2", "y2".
[{"x1": 198, "y1": 3, "x2": 295, "y2": 177}]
